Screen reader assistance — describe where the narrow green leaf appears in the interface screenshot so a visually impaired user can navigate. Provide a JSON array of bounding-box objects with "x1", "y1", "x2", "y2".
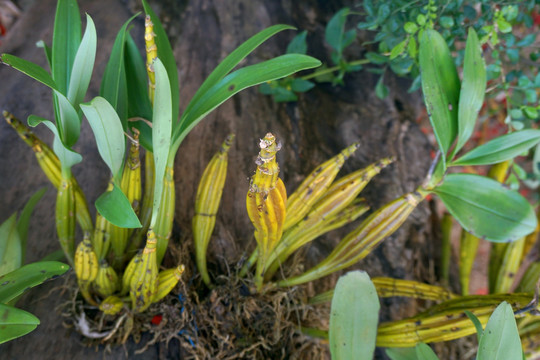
[
  {"x1": 100, "y1": 14, "x2": 139, "y2": 129},
  {"x1": 95, "y1": 183, "x2": 141, "y2": 228},
  {"x1": 415, "y1": 343, "x2": 440, "y2": 360},
  {"x1": 0, "y1": 215, "x2": 21, "y2": 277},
  {"x1": 36, "y1": 40, "x2": 52, "y2": 70},
  {"x1": 67, "y1": 14, "x2": 96, "y2": 111},
  {"x1": 54, "y1": 89, "x2": 80, "y2": 147},
  {"x1": 434, "y1": 174, "x2": 536, "y2": 242},
  {"x1": 181, "y1": 24, "x2": 296, "y2": 130},
  {"x1": 477, "y1": 302, "x2": 522, "y2": 360},
  {"x1": 454, "y1": 28, "x2": 486, "y2": 155},
  {"x1": 386, "y1": 347, "x2": 417, "y2": 360},
  {"x1": 390, "y1": 39, "x2": 407, "y2": 60},
  {"x1": 325, "y1": 8, "x2": 350, "y2": 55},
  {"x1": 142, "y1": 0, "x2": 179, "y2": 125},
  {"x1": 151, "y1": 58, "x2": 172, "y2": 226},
  {"x1": 27, "y1": 116, "x2": 82, "y2": 170},
  {"x1": 80, "y1": 97, "x2": 126, "y2": 178},
  {"x1": 174, "y1": 54, "x2": 321, "y2": 150},
  {"x1": 0, "y1": 54, "x2": 58, "y2": 91},
  {"x1": 124, "y1": 32, "x2": 153, "y2": 151},
  {"x1": 52, "y1": 0, "x2": 81, "y2": 94},
  {"x1": 451, "y1": 130, "x2": 540, "y2": 166},
  {"x1": 375, "y1": 74, "x2": 389, "y2": 99},
  {"x1": 0, "y1": 304, "x2": 39, "y2": 344},
  {"x1": 16, "y1": 188, "x2": 47, "y2": 261},
  {"x1": 0, "y1": 261, "x2": 69, "y2": 303},
  {"x1": 419, "y1": 29, "x2": 460, "y2": 167},
  {"x1": 329, "y1": 271, "x2": 379, "y2": 360},
  {"x1": 465, "y1": 310, "x2": 484, "y2": 342}
]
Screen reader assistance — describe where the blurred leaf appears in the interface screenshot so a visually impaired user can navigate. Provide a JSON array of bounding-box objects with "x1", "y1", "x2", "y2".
[
  {"x1": 386, "y1": 347, "x2": 417, "y2": 360},
  {"x1": 524, "y1": 106, "x2": 538, "y2": 119},
  {"x1": 477, "y1": 302, "x2": 522, "y2": 360},
  {"x1": 516, "y1": 33, "x2": 536, "y2": 47},
  {"x1": 404, "y1": 22, "x2": 418, "y2": 34},
  {"x1": 95, "y1": 183, "x2": 141, "y2": 228},
  {"x1": 80, "y1": 97, "x2": 125, "y2": 179},
  {"x1": 67, "y1": 14, "x2": 96, "y2": 111},
  {"x1": 326, "y1": 8, "x2": 351, "y2": 56},
  {"x1": 329, "y1": 271, "x2": 379, "y2": 360},
  {"x1": 416, "y1": 343, "x2": 439, "y2": 360},
  {"x1": 439, "y1": 16, "x2": 454, "y2": 29},
  {"x1": 0, "y1": 304, "x2": 39, "y2": 344},
  {"x1": 375, "y1": 75, "x2": 389, "y2": 99},
  {"x1": 365, "y1": 51, "x2": 388, "y2": 64},
  {"x1": 0, "y1": 261, "x2": 69, "y2": 304},
  {"x1": 452, "y1": 130, "x2": 540, "y2": 166},
  {"x1": 506, "y1": 48, "x2": 519, "y2": 64},
  {"x1": 142, "y1": 0, "x2": 179, "y2": 127},
  {"x1": 390, "y1": 39, "x2": 407, "y2": 60},
  {"x1": 454, "y1": 28, "x2": 486, "y2": 155},
  {"x1": 416, "y1": 14, "x2": 426, "y2": 26},
  {"x1": 496, "y1": 18, "x2": 512, "y2": 33},
  {"x1": 151, "y1": 58, "x2": 172, "y2": 226},
  {"x1": 290, "y1": 78, "x2": 315, "y2": 92},
  {"x1": 0, "y1": 215, "x2": 21, "y2": 277},
  {"x1": 286, "y1": 30, "x2": 308, "y2": 55},
  {"x1": 510, "y1": 108, "x2": 524, "y2": 120},
  {"x1": 16, "y1": 188, "x2": 47, "y2": 261},
  {"x1": 434, "y1": 174, "x2": 536, "y2": 242},
  {"x1": 419, "y1": 29, "x2": 460, "y2": 167},
  {"x1": 525, "y1": 89, "x2": 537, "y2": 104},
  {"x1": 100, "y1": 14, "x2": 138, "y2": 129},
  {"x1": 407, "y1": 36, "x2": 417, "y2": 59}
]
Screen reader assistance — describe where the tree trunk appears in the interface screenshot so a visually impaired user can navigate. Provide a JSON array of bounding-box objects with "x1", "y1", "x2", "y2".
[{"x1": 0, "y1": 0, "x2": 435, "y2": 358}]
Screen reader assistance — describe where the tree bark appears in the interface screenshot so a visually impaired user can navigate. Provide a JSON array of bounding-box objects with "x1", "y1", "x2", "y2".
[{"x1": 0, "y1": 0, "x2": 435, "y2": 358}]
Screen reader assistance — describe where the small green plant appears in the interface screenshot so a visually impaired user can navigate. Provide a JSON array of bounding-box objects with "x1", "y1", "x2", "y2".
[{"x1": 0, "y1": 189, "x2": 69, "y2": 344}]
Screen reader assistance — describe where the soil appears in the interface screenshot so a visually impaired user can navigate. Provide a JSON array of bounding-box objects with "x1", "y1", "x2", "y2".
[{"x1": 0, "y1": 0, "x2": 439, "y2": 358}]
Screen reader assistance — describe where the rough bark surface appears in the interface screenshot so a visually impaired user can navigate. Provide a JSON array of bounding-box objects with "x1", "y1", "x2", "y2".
[{"x1": 0, "y1": 0, "x2": 435, "y2": 358}]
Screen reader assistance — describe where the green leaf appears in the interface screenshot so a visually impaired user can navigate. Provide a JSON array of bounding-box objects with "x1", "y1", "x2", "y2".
[
  {"x1": 16, "y1": 188, "x2": 46, "y2": 262},
  {"x1": 375, "y1": 75, "x2": 389, "y2": 99},
  {"x1": 0, "y1": 215, "x2": 21, "y2": 277},
  {"x1": 80, "y1": 97, "x2": 125, "y2": 179},
  {"x1": 100, "y1": 14, "x2": 139, "y2": 129},
  {"x1": 404, "y1": 22, "x2": 418, "y2": 34},
  {"x1": 452, "y1": 130, "x2": 540, "y2": 166},
  {"x1": 325, "y1": 8, "x2": 351, "y2": 55},
  {"x1": 151, "y1": 58, "x2": 172, "y2": 226},
  {"x1": 95, "y1": 183, "x2": 141, "y2": 228},
  {"x1": 407, "y1": 36, "x2": 417, "y2": 59},
  {"x1": 28, "y1": 116, "x2": 82, "y2": 170},
  {"x1": 0, "y1": 304, "x2": 39, "y2": 344},
  {"x1": 0, "y1": 261, "x2": 69, "y2": 304},
  {"x1": 124, "y1": 33, "x2": 153, "y2": 151},
  {"x1": 439, "y1": 16, "x2": 454, "y2": 29},
  {"x1": 496, "y1": 18, "x2": 512, "y2": 33},
  {"x1": 54, "y1": 89, "x2": 80, "y2": 147},
  {"x1": 174, "y1": 54, "x2": 320, "y2": 150},
  {"x1": 386, "y1": 347, "x2": 417, "y2": 360},
  {"x1": 290, "y1": 78, "x2": 315, "y2": 92},
  {"x1": 36, "y1": 40, "x2": 52, "y2": 70},
  {"x1": 465, "y1": 310, "x2": 484, "y2": 342},
  {"x1": 67, "y1": 14, "x2": 96, "y2": 110},
  {"x1": 524, "y1": 106, "x2": 538, "y2": 119},
  {"x1": 415, "y1": 343, "x2": 439, "y2": 360},
  {"x1": 180, "y1": 24, "x2": 296, "y2": 136},
  {"x1": 434, "y1": 173, "x2": 536, "y2": 242},
  {"x1": 287, "y1": 30, "x2": 308, "y2": 54},
  {"x1": 52, "y1": 0, "x2": 81, "y2": 94},
  {"x1": 390, "y1": 39, "x2": 407, "y2": 60},
  {"x1": 477, "y1": 302, "x2": 522, "y2": 360},
  {"x1": 142, "y1": 0, "x2": 179, "y2": 125},
  {"x1": 0, "y1": 54, "x2": 58, "y2": 91},
  {"x1": 454, "y1": 28, "x2": 486, "y2": 155},
  {"x1": 419, "y1": 29, "x2": 460, "y2": 167},
  {"x1": 329, "y1": 271, "x2": 379, "y2": 360}
]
